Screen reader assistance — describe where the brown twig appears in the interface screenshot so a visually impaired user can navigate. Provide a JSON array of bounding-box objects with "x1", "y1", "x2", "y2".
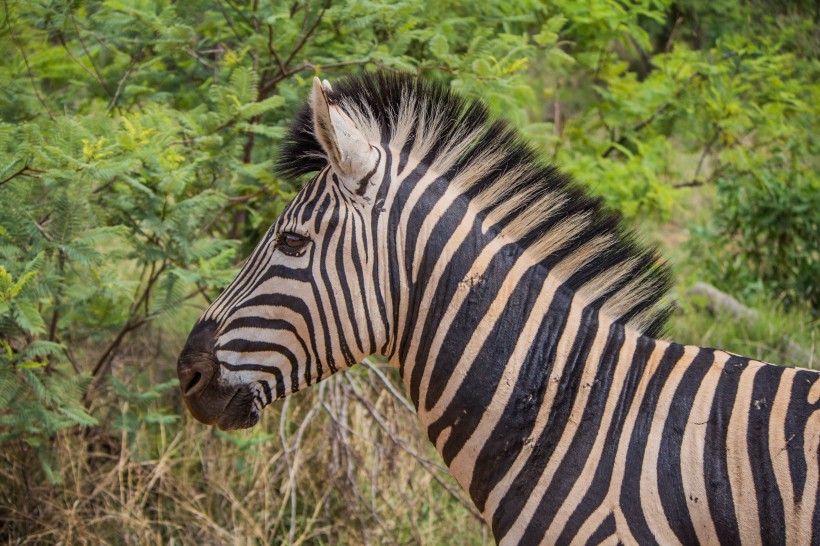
[
  {"x1": 693, "y1": 127, "x2": 720, "y2": 181},
  {"x1": 4, "y1": 2, "x2": 55, "y2": 120},
  {"x1": 214, "y1": 0, "x2": 244, "y2": 43},
  {"x1": 672, "y1": 180, "x2": 704, "y2": 189},
  {"x1": 266, "y1": 23, "x2": 287, "y2": 74},
  {"x1": 258, "y1": 0, "x2": 332, "y2": 97},
  {"x1": 107, "y1": 57, "x2": 138, "y2": 114},
  {"x1": 57, "y1": 33, "x2": 113, "y2": 97},
  {"x1": 69, "y1": 9, "x2": 111, "y2": 91},
  {"x1": 0, "y1": 163, "x2": 45, "y2": 186}
]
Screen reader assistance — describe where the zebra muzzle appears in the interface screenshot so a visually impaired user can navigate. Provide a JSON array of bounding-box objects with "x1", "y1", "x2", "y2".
[
  {"x1": 178, "y1": 321, "x2": 260, "y2": 430},
  {"x1": 178, "y1": 353, "x2": 259, "y2": 430}
]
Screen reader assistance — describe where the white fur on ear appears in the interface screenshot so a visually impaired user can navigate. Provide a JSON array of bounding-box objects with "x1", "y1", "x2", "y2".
[{"x1": 311, "y1": 77, "x2": 377, "y2": 185}]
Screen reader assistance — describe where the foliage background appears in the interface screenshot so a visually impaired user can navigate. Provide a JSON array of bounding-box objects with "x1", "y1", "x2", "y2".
[{"x1": 0, "y1": 0, "x2": 817, "y2": 543}]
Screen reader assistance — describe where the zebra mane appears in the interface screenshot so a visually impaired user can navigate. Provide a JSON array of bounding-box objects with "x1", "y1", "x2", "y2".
[{"x1": 277, "y1": 72, "x2": 672, "y2": 336}]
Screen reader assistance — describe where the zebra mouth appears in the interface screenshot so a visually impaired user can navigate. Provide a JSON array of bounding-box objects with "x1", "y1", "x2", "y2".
[
  {"x1": 181, "y1": 378, "x2": 261, "y2": 430},
  {"x1": 178, "y1": 355, "x2": 261, "y2": 430},
  {"x1": 214, "y1": 385, "x2": 260, "y2": 430}
]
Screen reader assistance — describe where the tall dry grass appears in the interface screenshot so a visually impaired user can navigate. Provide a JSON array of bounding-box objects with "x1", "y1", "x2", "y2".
[{"x1": 0, "y1": 333, "x2": 487, "y2": 545}]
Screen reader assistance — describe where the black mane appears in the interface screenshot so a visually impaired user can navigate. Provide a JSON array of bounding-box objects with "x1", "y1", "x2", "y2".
[{"x1": 276, "y1": 72, "x2": 672, "y2": 336}]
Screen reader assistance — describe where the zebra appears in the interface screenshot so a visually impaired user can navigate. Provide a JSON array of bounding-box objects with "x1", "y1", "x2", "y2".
[{"x1": 177, "y1": 72, "x2": 820, "y2": 545}]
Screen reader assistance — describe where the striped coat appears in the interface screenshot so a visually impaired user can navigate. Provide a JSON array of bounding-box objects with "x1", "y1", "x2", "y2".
[{"x1": 178, "y1": 73, "x2": 820, "y2": 544}]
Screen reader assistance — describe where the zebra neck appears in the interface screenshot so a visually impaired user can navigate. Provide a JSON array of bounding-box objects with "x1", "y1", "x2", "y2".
[
  {"x1": 399, "y1": 282, "x2": 662, "y2": 530},
  {"x1": 388, "y1": 183, "x2": 656, "y2": 507}
]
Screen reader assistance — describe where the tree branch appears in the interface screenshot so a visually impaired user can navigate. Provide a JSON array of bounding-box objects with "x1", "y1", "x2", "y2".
[
  {"x1": 0, "y1": 163, "x2": 45, "y2": 186},
  {"x1": 69, "y1": 9, "x2": 111, "y2": 92},
  {"x1": 57, "y1": 33, "x2": 113, "y2": 97},
  {"x1": 266, "y1": 23, "x2": 287, "y2": 74},
  {"x1": 3, "y1": 2, "x2": 55, "y2": 120},
  {"x1": 107, "y1": 56, "x2": 138, "y2": 114},
  {"x1": 672, "y1": 180, "x2": 704, "y2": 189},
  {"x1": 258, "y1": 0, "x2": 332, "y2": 97}
]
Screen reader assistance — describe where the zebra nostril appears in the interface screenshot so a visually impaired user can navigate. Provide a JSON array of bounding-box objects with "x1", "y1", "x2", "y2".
[
  {"x1": 185, "y1": 371, "x2": 202, "y2": 394},
  {"x1": 179, "y1": 358, "x2": 217, "y2": 397}
]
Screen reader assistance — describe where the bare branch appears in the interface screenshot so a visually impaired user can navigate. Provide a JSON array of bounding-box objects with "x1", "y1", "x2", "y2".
[
  {"x1": 672, "y1": 180, "x2": 704, "y2": 189},
  {"x1": 0, "y1": 163, "x2": 44, "y2": 186},
  {"x1": 69, "y1": 10, "x2": 115, "y2": 97},
  {"x1": 57, "y1": 33, "x2": 113, "y2": 97},
  {"x1": 266, "y1": 23, "x2": 287, "y2": 75},
  {"x1": 107, "y1": 57, "x2": 138, "y2": 114},
  {"x1": 3, "y1": 2, "x2": 55, "y2": 120}
]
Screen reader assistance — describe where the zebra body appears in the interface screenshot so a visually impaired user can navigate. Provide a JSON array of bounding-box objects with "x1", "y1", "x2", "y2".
[{"x1": 178, "y1": 73, "x2": 820, "y2": 544}]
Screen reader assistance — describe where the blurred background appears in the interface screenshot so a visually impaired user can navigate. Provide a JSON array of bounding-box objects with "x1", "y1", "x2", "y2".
[{"x1": 0, "y1": 0, "x2": 817, "y2": 543}]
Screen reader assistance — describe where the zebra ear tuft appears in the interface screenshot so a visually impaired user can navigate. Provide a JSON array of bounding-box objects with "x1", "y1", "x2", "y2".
[{"x1": 311, "y1": 77, "x2": 376, "y2": 184}]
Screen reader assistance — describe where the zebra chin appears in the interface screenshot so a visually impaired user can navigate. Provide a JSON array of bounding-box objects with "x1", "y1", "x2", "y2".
[{"x1": 181, "y1": 378, "x2": 261, "y2": 430}]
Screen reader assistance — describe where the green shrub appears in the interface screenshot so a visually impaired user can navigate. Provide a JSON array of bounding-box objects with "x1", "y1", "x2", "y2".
[
  {"x1": 0, "y1": 0, "x2": 817, "y2": 541},
  {"x1": 691, "y1": 152, "x2": 819, "y2": 309}
]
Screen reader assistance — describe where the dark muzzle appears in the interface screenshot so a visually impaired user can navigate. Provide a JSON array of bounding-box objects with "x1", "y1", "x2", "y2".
[{"x1": 177, "y1": 321, "x2": 259, "y2": 430}]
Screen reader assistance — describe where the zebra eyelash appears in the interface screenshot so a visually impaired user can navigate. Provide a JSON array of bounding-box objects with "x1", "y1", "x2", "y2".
[{"x1": 276, "y1": 231, "x2": 311, "y2": 256}]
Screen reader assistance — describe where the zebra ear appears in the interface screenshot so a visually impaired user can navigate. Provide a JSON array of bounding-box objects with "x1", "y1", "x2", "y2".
[{"x1": 311, "y1": 77, "x2": 377, "y2": 184}]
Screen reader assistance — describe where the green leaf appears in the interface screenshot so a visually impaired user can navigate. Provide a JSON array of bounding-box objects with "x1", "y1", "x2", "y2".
[
  {"x1": 429, "y1": 34, "x2": 449, "y2": 57},
  {"x1": 13, "y1": 300, "x2": 46, "y2": 334},
  {"x1": 229, "y1": 67, "x2": 259, "y2": 105},
  {"x1": 24, "y1": 341, "x2": 66, "y2": 359},
  {"x1": 59, "y1": 406, "x2": 99, "y2": 426},
  {"x1": 239, "y1": 95, "x2": 285, "y2": 119}
]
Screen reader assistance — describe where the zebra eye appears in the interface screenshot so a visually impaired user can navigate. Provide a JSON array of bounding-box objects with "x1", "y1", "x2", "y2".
[{"x1": 277, "y1": 231, "x2": 309, "y2": 256}]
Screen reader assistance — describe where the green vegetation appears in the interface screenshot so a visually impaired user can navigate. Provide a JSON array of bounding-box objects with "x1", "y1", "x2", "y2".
[{"x1": 0, "y1": 0, "x2": 817, "y2": 543}]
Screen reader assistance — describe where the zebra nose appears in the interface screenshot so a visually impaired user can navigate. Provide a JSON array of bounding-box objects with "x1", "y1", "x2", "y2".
[
  {"x1": 178, "y1": 319, "x2": 219, "y2": 398},
  {"x1": 179, "y1": 358, "x2": 217, "y2": 397}
]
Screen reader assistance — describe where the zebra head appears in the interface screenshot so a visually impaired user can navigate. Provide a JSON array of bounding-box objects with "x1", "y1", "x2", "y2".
[{"x1": 178, "y1": 78, "x2": 389, "y2": 429}]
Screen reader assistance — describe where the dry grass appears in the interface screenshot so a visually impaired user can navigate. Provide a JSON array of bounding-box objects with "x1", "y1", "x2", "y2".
[{"x1": 0, "y1": 337, "x2": 487, "y2": 545}]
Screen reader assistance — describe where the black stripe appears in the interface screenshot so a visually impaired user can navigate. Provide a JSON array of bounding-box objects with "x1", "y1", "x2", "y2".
[
  {"x1": 299, "y1": 171, "x2": 327, "y2": 225},
  {"x1": 372, "y1": 149, "x2": 393, "y2": 356},
  {"x1": 403, "y1": 175, "x2": 453, "y2": 290},
  {"x1": 218, "y1": 338, "x2": 295, "y2": 354},
  {"x1": 786, "y1": 369, "x2": 820, "y2": 503},
  {"x1": 469, "y1": 283, "x2": 573, "y2": 512},
  {"x1": 491, "y1": 302, "x2": 600, "y2": 542},
  {"x1": 559, "y1": 334, "x2": 655, "y2": 537},
  {"x1": 398, "y1": 134, "x2": 413, "y2": 174},
  {"x1": 332, "y1": 200, "x2": 365, "y2": 355},
  {"x1": 315, "y1": 190, "x2": 355, "y2": 368},
  {"x1": 655, "y1": 348, "x2": 714, "y2": 545},
  {"x1": 387, "y1": 161, "x2": 435, "y2": 367},
  {"x1": 229, "y1": 293, "x2": 320, "y2": 386},
  {"x1": 585, "y1": 513, "x2": 616, "y2": 546},
  {"x1": 348, "y1": 213, "x2": 376, "y2": 354},
  {"x1": 404, "y1": 196, "x2": 483, "y2": 406},
  {"x1": 423, "y1": 243, "x2": 523, "y2": 413},
  {"x1": 312, "y1": 190, "x2": 332, "y2": 233},
  {"x1": 355, "y1": 146, "x2": 381, "y2": 196},
  {"x1": 618, "y1": 342, "x2": 684, "y2": 544},
  {"x1": 259, "y1": 380, "x2": 273, "y2": 404},
  {"x1": 747, "y1": 364, "x2": 786, "y2": 544},
  {"x1": 219, "y1": 339, "x2": 298, "y2": 387},
  {"x1": 703, "y1": 354, "x2": 748, "y2": 544},
  {"x1": 427, "y1": 262, "x2": 552, "y2": 463},
  {"x1": 522, "y1": 317, "x2": 624, "y2": 544},
  {"x1": 224, "y1": 361, "x2": 286, "y2": 400}
]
